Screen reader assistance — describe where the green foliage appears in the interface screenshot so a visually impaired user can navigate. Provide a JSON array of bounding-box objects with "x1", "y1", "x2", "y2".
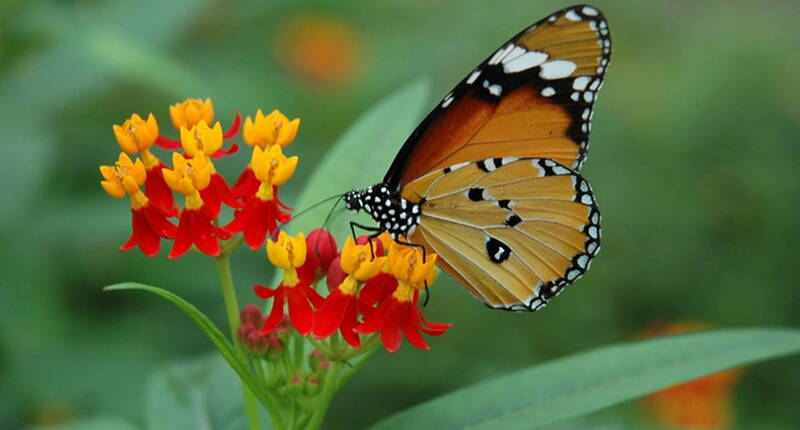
[{"x1": 368, "y1": 329, "x2": 800, "y2": 429}]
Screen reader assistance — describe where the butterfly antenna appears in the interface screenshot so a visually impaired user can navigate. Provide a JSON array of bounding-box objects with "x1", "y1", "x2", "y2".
[
  {"x1": 322, "y1": 194, "x2": 346, "y2": 230},
  {"x1": 282, "y1": 193, "x2": 343, "y2": 228}
]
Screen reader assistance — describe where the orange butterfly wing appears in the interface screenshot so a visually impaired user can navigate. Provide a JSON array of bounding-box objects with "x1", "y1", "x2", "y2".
[{"x1": 383, "y1": 5, "x2": 611, "y2": 188}]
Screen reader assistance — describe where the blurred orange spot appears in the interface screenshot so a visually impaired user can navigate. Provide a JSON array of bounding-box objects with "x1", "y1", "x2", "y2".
[
  {"x1": 640, "y1": 321, "x2": 742, "y2": 430},
  {"x1": 275, "y1": 13, "x2": 363, "y2": 87}
]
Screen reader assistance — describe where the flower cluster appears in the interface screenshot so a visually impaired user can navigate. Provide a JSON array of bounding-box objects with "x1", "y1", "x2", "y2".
[
  {"x1": 100, "y1": 99, "x2": 300, "y2": 257},
  {"x1": 253, "y1": 230, "x2": 451, "y2": 353}
]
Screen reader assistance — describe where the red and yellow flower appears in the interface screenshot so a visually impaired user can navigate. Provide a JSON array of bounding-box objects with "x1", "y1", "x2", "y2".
[
  {"x1": 179, "y1": 121, "x2": 242, "y2": 217},
  {"x1": 161, "y1": 152, "x2": 231, "y2": 258},
  {"x1": 156, "y1": 98, "x2": 240, "y2": 157},
  {"x1": 233, "y1": 109, "x2": 300, "y2": 197},
  {"x1": 314, "y1": 237, "x2": 386, "y2": 348},
  {"x1": 100, "y1": 153, "x2": 176, "y2": 257},
  {"x1": 225, "y1": 144, "x2": 296, "y2": 249},
  {"x1": 355, "y1": 241, "x2": 450, "y2": 352},
  {"x1": 112, "y1": 113, "x2": 176, "y2": 216},
  {"x1": 255, "y1": 232, "x2": 323, "y2": 336}
]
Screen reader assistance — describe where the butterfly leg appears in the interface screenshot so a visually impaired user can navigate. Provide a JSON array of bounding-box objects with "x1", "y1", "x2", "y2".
[{"x1": 349, "y1": 221, "x2": 382, "y2": 258}]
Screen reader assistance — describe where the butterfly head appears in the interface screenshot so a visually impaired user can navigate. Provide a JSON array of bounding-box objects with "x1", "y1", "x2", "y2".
[{"x1": 343, "y1": 189, "x2": 365, "y2": 212}]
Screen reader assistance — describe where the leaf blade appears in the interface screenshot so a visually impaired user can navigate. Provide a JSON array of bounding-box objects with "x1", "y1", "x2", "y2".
[{"x1": 368, "y1": 328, "x2": 800, "y2": 430}]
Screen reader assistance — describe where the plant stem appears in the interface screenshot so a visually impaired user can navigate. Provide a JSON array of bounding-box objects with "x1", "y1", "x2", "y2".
[
  {"x1": 215, "y1": 252, "x2": 267, "y2": 430},
  {"x1": 305, "y1": 360, "x2": 342, "y2": 430}
]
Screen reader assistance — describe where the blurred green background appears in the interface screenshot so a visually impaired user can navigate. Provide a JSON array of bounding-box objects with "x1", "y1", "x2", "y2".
[{"x1": 2, "y1": 0, "x2": 799, "y2": 429}]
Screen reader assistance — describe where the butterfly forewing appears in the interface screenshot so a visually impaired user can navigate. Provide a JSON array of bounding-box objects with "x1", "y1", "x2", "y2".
[
  {"x1": 403, "y1": 158, "x2": 600, "y2": 311},
  {"x1": 384, "y1": 5, "x2": 611, "y2": 188}
]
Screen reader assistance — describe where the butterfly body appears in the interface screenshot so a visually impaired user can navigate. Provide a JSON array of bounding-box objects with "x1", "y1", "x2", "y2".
[{"x1": 347, "y1": 5, "x2": 610, "y2": 311}]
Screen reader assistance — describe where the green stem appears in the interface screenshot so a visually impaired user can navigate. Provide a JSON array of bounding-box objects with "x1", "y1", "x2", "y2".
[
  {"x1": 215, "y1": 252, "x2": 273, "y2": 430},
  {"x1": 305, "y1": 361, "x2": 342, "y2": 430}
]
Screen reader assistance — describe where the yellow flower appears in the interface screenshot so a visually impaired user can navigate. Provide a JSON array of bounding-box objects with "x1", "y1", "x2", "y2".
[
  {"x1": 161, "y1": 152, "x2": 213, "y2": 209},
  {"x1": 388, "y1": 241, "x2": 437, "y2": 287},
  {"x1": 180, "y1": 121, "x2": 223, "y2": 157},
  {"x1": 113, "y1": 113, "x2": 159, "y2": 155},
  {"x1": 99, "y1": 153, "x2": 148, "y2": 209},
  {"x1": 340, "y1": 237, "x2": 387, "y2": 282},
  {"x1": 99, "y1": 153, "x2": 146, "y2": 197},
  {"x1": 169, "y1": 98, "x2": 214, "y2": 130},
  {"x1": 267, "y1": 231, "x2": 307, "y2": 286},
  {"x1": 243, "y1": 109, "x2": 300, "y2": 149},
  {"x1": 251, "y1": 144, "x2": 298, "y2": 201}
]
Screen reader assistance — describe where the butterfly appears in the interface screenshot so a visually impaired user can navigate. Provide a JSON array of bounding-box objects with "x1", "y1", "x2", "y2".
[{"x1": 343, "y1": 5, "x2": 610, "y2": 311}]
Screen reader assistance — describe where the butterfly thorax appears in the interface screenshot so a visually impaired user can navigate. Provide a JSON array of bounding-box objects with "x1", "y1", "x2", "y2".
[{"x1": 343, "y1": 184, "x2": 421, "y2": 239}]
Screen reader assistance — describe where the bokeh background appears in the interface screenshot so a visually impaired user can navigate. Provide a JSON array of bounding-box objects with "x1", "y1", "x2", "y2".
[{"x1": 2, "y1": 0, "x2": 799, "y2": 429}]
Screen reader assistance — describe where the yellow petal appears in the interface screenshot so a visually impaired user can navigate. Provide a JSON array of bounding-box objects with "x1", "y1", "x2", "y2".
[
  {"x1": 340, "y1": 236, "x2": 358, "y2": 273},
  {"x1": 180, "y1": 126, "x2": 198, "y2": 156},
  {"x1": 122, "y1": 175, "x2": 140, "y2": 195},
  {"x1": 113, "y1": 124, "x2": 137, "y2": 154},
  {"x1": 162, "y1": 167, "x2": 179, "y2": 191},
  {"x1": 101, "y1": 180, "x2": 125, "y2": 198},
  {"x1": 291, "y1": 232, "x2": 307, "y2": 268}
]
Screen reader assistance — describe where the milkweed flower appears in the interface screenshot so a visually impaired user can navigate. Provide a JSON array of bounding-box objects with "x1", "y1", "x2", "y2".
[
  {"x1": 233, "y1": 109, "x2": 300, "y2": 197},
  {"x1": 641, "y1": 322, "x2": 743, "y2": 429},
  {"x1": 305, "y1": 228, "x2": 338, "y2": 279},
  {"x1": 179, "y1": 121, "x2": 242, "y2": 217},
  {"x1": 161, "y1": 152, "x2": 231, "y2": 258},
  {"x1": 255, "y1": 232, "x2": 323, "y2": 336},
  {"x1": 225, "y1": 144, "x2": 296, "y2": 249},
  {"x1": 356, "y1": 241, "x2": 450, "y2": 352},
  {"x1": 314, "y1": 237, "x2": 386, "y2": 347},
  {"x1": 112, "y1": 113, "x2": 176, "y2": 216},
  {"x1": 156, "y1": 98, "x2": 240, "y2": 157},
  {"x1": 99, "y1": 153, "x2": 176, "y2": 256}
]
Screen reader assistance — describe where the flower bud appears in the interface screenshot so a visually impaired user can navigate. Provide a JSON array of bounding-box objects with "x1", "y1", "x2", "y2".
[
  {"x1": 326, "y1": 255, "x2": 346, "y2": 292},
  {"x1": 304, "y1": 229, "x2": 338, "y2": 278}
]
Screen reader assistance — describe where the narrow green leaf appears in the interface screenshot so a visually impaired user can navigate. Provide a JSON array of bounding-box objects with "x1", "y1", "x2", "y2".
[
  {"x1": 103, "y1": 283, "x2": 266, "y2": 408},
  {"x1": 285, "y1": 78, "x2": 431, "y2": 242},
  {"x1": 368, "y1": 328, "x2": 800, "y2": 430}
]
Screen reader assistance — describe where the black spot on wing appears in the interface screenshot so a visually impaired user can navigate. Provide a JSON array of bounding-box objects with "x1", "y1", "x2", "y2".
[{"x1": 486, "y1": 237, "x2": 512, "y2": 263}]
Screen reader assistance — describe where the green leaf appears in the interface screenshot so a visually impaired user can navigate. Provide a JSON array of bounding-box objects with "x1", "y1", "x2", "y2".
[
  {"x1": 285, "y1": 78, "x2": 431, "y2": 242},
  {"x1": 368, "y1": 328, "x2": 800, "y2": 430},
  {"x1": 103, "y1": 283, "x2": 267, "y2": 409},
  {"x1": 146, "y1": 354, "x2": 268, "y2": 430}
]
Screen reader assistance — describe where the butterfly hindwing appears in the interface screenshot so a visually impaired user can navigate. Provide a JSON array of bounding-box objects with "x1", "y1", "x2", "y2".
[
  {"x1": 384, "y1": 5, "x2": 611, "y2": 188},
  {"x1": 403, "y1": 157, "x2": 600, "y2": 311}
]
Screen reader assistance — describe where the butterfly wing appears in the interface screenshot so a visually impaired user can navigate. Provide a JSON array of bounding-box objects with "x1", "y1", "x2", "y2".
[
  {"x1": 384, "y1": 5, "x2": 611, "y2": 188},
  {"x1": 402, "y1": 157, "x2": 600, "y2": 311}
]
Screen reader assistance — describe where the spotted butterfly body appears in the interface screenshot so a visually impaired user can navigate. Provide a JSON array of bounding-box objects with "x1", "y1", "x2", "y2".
[{"x1": 343, "y1": 5, "x2": 610, "y2": 311}]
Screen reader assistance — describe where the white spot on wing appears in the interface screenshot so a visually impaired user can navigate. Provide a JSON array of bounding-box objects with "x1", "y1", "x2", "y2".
[
  {"x1": 541, "y1": 86, "x2": 556, "y2": 97},
  {"x1": 466, "y1": 69, "x2": 481, "y2": 84},
  {"x1": 572, "y1": 76, "x2": 591, "y2": 90},
  {"x1": 540, "y1": 60, "x2": 577, "y2": 80},
  {"x1": 565, "y1": 9, "x2": 581, "y2": 21},
  {"x1": 503, "y1": 51, "x2": 548, "y2": 73},
  {"x1": 582, "y1": 6, "x2": 599, "y2": 16}
]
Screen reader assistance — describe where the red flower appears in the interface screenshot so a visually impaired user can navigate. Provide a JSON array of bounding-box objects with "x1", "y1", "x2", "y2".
[
  {"x1": 100, "y1": 153, "x2": 176, "y2": 257},
  {"x1": 169, "y1": 207, "x2": 231, "y2": 258},
  {"x1": 359, "y1": 273, "x2": 398, "y2": 306},
  {"x1": 255, "y1": 280, "x2": 322, "y2": 336},
  {"x1": 156, "y1": 98, "x2": 241, "y2": 158},
  {"x1": 355, "y1": 287, "x2": 450, "y2": 352},
  {"x1": 161, "y1": 153, "x2": 230, "y2": 259},
  {"x1": 119, "y1": 203, "x2": 177, "y2": 257},
  {"x1": 256, "y1": 232, "x2": 323, "y2": 336},
  {"x1": 313, "y1": 237, "x2": 386, "y2": 347},
  {"x1": 143, "y1": 160, "x2": 177, "y2": 217},
  {"x1": 224, "y1": 145, "x2": 297, "y2": 249},
  {"x1": 355, "y1": 242, "x2": 450, "y2": 352},
  {"x1": 200, "y1": 173, "x2": 243, "y2": 218}
]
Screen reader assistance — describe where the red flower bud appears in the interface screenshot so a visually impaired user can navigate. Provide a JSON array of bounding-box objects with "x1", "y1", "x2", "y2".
[
  {"x1": 326, "y1": 254, "x2": 346, "y2": 291},
  {"x1": 305, "y1": 228, "x2": 338, "y2": 277}
]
